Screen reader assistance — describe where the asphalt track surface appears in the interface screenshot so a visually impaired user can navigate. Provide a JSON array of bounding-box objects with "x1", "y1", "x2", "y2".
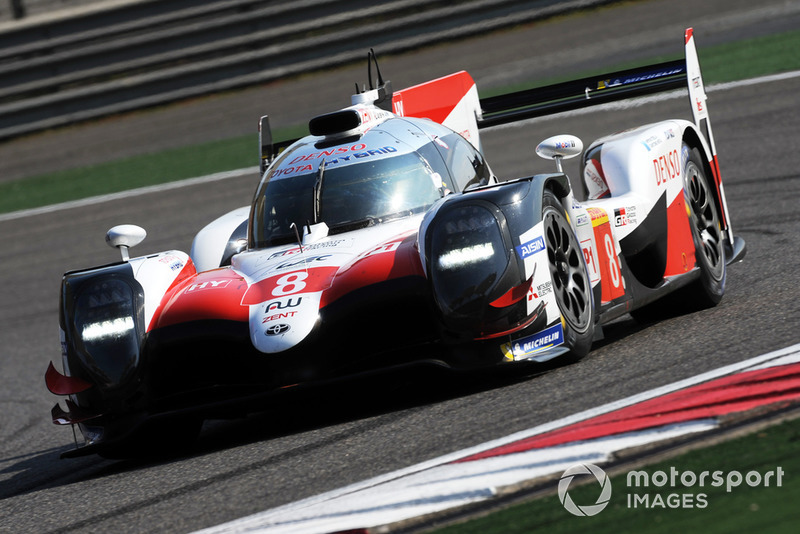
[{"x1": 1, "y1": 0, "x2": 799, "y2": 532}]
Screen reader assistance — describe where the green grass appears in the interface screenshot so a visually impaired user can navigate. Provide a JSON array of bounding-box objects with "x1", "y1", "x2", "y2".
[
  {"x1": 433, "y1": 416, "x2": 800, "y2": 534},
  {"x1": 0, "y1": 134, "x2": 255, "y2": 213},
  {"x1": 2, "y1": 29, "x2": 799, "y2": 214}
]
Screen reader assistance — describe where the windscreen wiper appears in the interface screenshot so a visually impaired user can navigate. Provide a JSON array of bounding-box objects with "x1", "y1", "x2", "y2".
[{"x1": 313, "y1": 159, "x2": 325, "y2": 224}]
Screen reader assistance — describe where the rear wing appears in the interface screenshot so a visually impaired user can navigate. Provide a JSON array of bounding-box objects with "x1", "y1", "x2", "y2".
[
  {"x1": 477, "y1": 58, "x2": 687, "y2": 128},
  {"x1": 477, "y1": 28, "x2": 711, "y2": 136}
]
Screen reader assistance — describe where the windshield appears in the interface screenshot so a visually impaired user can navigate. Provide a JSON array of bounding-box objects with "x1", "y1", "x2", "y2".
[{"x1": 251, "y1": 148, "x2": 442, "y2": 248}]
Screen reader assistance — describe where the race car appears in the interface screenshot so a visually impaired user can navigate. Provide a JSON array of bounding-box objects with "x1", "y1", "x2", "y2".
[{"x1": 46, "y1": 29, "x2": 745, "y2": 458}]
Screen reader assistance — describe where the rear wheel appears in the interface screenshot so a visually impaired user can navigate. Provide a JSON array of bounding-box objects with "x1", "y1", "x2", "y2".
[
  {"x1": 632, "y1": 144, "x2": 726, "y2": 323},
  {"x1": 683, "y1": 145, "x2": 726, "y2": 307},
  {"x1": 542, "y1": 189, "x2": 593, "y2": 360}
]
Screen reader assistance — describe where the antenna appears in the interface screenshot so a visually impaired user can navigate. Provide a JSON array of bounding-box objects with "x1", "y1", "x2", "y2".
[
  {"x1": 289, "y1": 222, "x2": 304, "y2": 255},
  {"x1": 367, "y1": 50, "x2": 373, "y2": 90},
  {"x1": 370, "y1": 48, "x2": 385, "y2": 87}
]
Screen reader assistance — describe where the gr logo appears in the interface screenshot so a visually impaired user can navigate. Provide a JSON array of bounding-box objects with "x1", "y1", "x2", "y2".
[{"x1": 558, "y1": 463, "x2": 612, "y2": 516}]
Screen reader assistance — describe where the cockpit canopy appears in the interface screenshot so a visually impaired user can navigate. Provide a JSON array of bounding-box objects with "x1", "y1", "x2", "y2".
[{"x1": 249, "y1": 117, "x2": 492, "y2": 249}]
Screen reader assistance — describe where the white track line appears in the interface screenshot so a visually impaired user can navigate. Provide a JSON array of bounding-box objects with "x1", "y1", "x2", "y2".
[
  {"x1": 0, "y1": 167, "x2": 258, "y2": 223},
  {"x1": 2, "y1": 70, "x2": 799, "y2": 224}
]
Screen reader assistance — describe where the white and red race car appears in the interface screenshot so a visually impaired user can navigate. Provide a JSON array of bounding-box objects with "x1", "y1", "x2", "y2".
[{"x1": 46, "y1": 29, "x2": 745, "y2": 458}]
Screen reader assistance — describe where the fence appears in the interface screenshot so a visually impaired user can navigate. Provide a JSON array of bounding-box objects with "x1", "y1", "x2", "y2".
[{"x1": 0, "y1": 0, "x2": 615, "y2": 141}]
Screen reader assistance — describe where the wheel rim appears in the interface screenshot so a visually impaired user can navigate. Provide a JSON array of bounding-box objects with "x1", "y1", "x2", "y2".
[
  {"x1": 685, "y1": 161, "x2": 724, "y2": 279},
  {"x1": 544, "y1": 208, "x2": 591, "y2": 332}
]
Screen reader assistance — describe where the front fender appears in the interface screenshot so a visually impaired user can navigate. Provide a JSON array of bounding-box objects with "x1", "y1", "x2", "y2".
[
  {"x1": 418, "y1": 173, "x2": 570, "y2": 337},
  {"x1": 58, "y1": 251, "x2": 195, "y2": 401}
]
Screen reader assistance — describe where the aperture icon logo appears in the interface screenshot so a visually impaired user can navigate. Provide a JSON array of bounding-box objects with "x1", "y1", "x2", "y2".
[{"x1": 558, "y1": 463, "x2": 612, "y2": 516}]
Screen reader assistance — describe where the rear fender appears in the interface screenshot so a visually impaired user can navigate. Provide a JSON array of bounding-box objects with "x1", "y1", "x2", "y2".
[{"x1": 190, "y1": 206, "x2": 250, "y2": 272}]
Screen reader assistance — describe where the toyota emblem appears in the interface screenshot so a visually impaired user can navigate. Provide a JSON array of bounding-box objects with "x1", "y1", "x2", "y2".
[{"x1": 265, "y1": 324, "x2": 291, "y2": 336}]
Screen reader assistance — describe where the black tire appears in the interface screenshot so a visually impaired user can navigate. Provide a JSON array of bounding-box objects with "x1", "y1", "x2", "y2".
[
  {"x1": 683, "y1": 145, "x2": 726, "y2": 307},
  {"x1": 542, "y1": 189, "x2": 593, "y2": 360}
]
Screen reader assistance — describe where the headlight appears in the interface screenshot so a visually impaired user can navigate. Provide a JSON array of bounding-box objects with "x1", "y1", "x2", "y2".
[
  {"x1": 429, "y1": 204, "x2": 509, "y2": 319},
  {"x1": 72, "y1": 277, "x2": 142, "y2": 387},
  {"x1": 437, "y1": 242, "x2": 495, "y2": 270}
]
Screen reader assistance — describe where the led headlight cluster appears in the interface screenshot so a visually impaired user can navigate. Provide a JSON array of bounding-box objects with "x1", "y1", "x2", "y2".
[
  {"x1": 71, "y1": 277, "x2": 142, "y2": 387},
  {"x1": 429, "y1": 203, "x2": 509, "y2": 319}
]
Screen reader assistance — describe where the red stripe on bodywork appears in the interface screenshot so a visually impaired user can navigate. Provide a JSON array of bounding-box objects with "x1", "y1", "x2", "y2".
[
  {"x1": 147, "y1": 258, "x2": 198, "y2": 331},
  {"x1": 320, "y1": 232, "x2": 424, "y2": 308},
  {"x1": 392, "y1": 71, "x2": 474, "y2": 124},
  {"x1": 663, "y1": 190, "x2": 697, "y2": 277},
  {"x1": 457, "y1": 362, "x2": 800, "y2": 462},
  {"x1": 150, "y1": 268, "x2": 249, "y2": 329}
]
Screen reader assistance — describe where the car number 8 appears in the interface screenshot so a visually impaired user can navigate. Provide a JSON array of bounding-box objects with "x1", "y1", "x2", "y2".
[
  {"x1": 604, "y1": 233, "x2": 621, "y2": 289},
  {"x1": 272, "y1": 272, "x2": 308, "y2": 296}
]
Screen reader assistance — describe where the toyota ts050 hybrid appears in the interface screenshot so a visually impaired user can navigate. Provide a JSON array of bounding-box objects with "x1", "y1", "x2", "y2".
[{"x1": 46, "y1": 29, "x2": 745, "y2": 457}]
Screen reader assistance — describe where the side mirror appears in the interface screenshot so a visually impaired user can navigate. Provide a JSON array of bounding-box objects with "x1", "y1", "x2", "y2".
[
  {"x1": 536, "y1": 134, "x2": 583, "y2": 173},
  {"x1": 106, "y1": 224, "x2": 146, "y2": 261}
]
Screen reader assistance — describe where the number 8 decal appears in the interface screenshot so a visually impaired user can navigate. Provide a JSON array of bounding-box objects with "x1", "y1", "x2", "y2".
[
  {"x1": 272, "y1": 272, "x2": 308, "y2": 296},
  {"x1": 604, "y1": 233, "x2": 621, "y2": 289},
  {"x1": 587, "y1": 207, "x2": 624, "y2": 303}
]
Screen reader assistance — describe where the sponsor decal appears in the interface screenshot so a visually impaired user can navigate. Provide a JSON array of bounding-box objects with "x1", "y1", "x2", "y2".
[
  {"x1": 272, "y1": 146, "x2": 398, "y2": 178},
  {"x1": 581, "y1": 238, "x2": 600, "y2": 284},
  {"x1": 507, "y1": 322, "x2": 565, "y2": 359},
  {"x1": 653, "y1": 149, "x2": 681, "y2": 186},
  {"x1": 288, "y1": 144, "x2": 367, "y2": 164},
  {"x1": 516, "y1": 236, "x2": 545, "y2": 260},
  {"x1": 185, "y1": 279, "x2": 231, "y2": 292},
  {"x1": 275, "y1": 254, "x2": 332, "y2": 270},
  {"x1": 267, "y1": 239, "x2": 349, "y2": 260},
  {"x1": 598, "y1": 66, "x2": 684, "y2": 90},
  {"x1": 614, "y1": 206, "x2": 637, "y2": 227},
  {"x1": 158, "y1": 254, "x2": 185, "y2": 271},
  {"x1": 641, "y1": 134, "x2": 662, "y2": 151},
  {"x1": 586, "y1": 207, "x2": 609, "y2": 227},
  {"x1": 263, "y1": 297, "x2": 303, "y2": 312},
  {"x1": 575, "y1": 213, "x2": 590, "y2": 227},
  {"x1": 262, "y1": 311, "x2": 298, "y2": 323},
  {"x1": 534, "y1": 280, "x2": 552, "y2": 299},
  {"x1": 265, "y1": 324, "x2": 291, "y2": 336},
  {"x1": 555, "y1": 139, "x2": 577, "y2": 149}
]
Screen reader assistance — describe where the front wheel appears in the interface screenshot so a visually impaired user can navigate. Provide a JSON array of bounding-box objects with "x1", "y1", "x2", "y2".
[{"x1": 542, "y1": 189, "x2": 594, "y2": 360}]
